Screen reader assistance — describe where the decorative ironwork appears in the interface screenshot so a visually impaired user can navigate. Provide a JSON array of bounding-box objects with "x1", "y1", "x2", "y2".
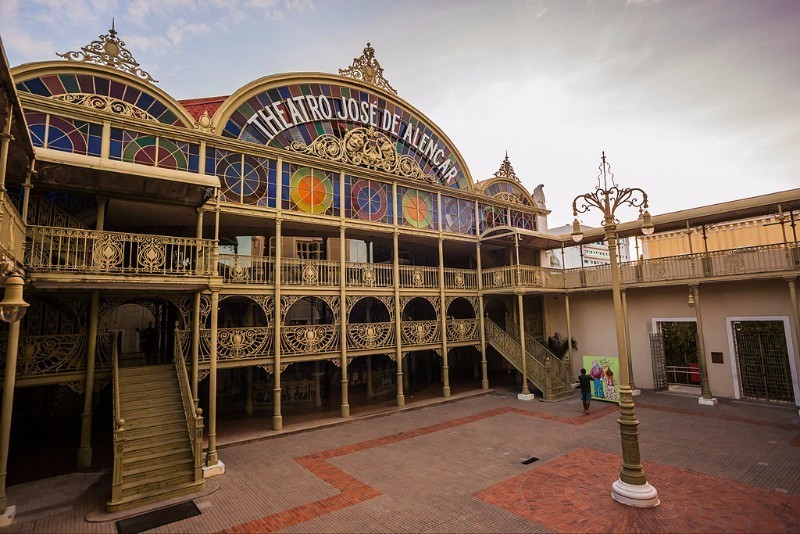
[
  {"x1": 287, "y1": 127, "x2": 437, "y2": 183},
  {"x1": 199, "y1": 327, "x2": 273, "y2": 362},
  {"x1": 281, "y1": 325, "x2": 339, "y2": 356},
  {"x1": 347, "y1": 322, "x2": 394, "y2": 350},
  {"x1": 724, "y1": 252, "x2": 745, "y2": 273},
  {"x1": 51, "y1": 94, "x2": 155, "y2": 121},
  {"x1": 493, "y1": 152, "x2": 520, "y2": 183},
  {"x1": 401, "y1": 320, "x2": 440, "y2": 346},
  {"x1": 328, "y1": 356, "x2": 353, "y2": 368},
  {"x1": 339, "y1": 42, "x2": 397, "y2": 94},
  {"x1": 261, "y1": 362, "x2": 291, "y2": 375},
  {"x1": 493, "y1": 192, "x2": 522, "y2": 204},
  {"x1": 446, "y1": 319, "x2": 479, "y2": 342},
  {"x1": 197, "y1": 369, "x2": 210, "y2": 382},
  {"x1": 57, "y1": 21, "x2": 158, "y2": 84},
  {"x1": 572, "y1": 152, "x2": 648, "y2": 226}
]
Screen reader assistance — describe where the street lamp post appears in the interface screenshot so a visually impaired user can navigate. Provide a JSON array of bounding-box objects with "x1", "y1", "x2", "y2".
[{"x1": 571, "y1": 152, "x2": 659, "y2": 508}]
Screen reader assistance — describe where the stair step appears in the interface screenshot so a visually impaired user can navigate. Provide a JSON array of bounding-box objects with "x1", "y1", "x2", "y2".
[
  {"x1": 124, "y1": 424, "x2": 187, "y2": 442},
  {"x1": 120, "y1": 373, "x2": 176, "y2": 386},
  {"x1": 107, "y1": 480, "x2": 204, "y2": 513},
  {"x1": 123, "y1": 457, "x2": 195, "y2": 484},
  {"x1": 120, "y1": 386, "x2": 182, "y2": 402},
  {"x1": 121, "y1": 395, "x2": 183, "y2": 411},
  {"x1": 124, "y1": 455, "x2": 195, "y2": 478},
  {"x1": 122, "y1": 404, "x2": 185, "y2": 421},
  {"x1": 124, "y1": 433, "x2": 189, "y2": 454},
  {"x1": 119, "y1": 365, "x2": 174, "y2": 376},
  {"x1": 123, "y1": 448, "x2": 193, "y2": 471},
  {"x1": 120, "y1": 471, "x2": 197, "y2": 498},
  {"x1": 122, "y1": 413, "x2": 186, "y2": 430}
]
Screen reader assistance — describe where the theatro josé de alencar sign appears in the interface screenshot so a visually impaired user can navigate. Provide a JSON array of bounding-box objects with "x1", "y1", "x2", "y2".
[{"x1": 222, "y1": 83, "x2": 466, "y2": 189}]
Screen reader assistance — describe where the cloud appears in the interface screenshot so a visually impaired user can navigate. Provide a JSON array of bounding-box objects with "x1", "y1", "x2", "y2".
[{"x1": 1, "y1": 27, "x2": 57, "y2": 62}]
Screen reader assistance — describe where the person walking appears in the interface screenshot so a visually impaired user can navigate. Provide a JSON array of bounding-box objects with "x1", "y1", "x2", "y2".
[{"x1": 577, "y1": 368, "x2": 592, "y2": 414}]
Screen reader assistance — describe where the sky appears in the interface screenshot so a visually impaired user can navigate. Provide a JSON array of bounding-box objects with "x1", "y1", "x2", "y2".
[{"x1": 1, "y1": 0, "x2": 798, "y2": 228}]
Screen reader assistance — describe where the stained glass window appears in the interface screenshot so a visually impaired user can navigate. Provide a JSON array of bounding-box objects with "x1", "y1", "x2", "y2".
[
  {"x1": 25, "y1": 113, "x2": 102, "y2": 156},
  {"x1": 345, "y1": 175, "x2": 393, "y2": 224},
  {"x1": 216, "y1": 152, "x2": 276, "y2": 207},
  {"x1": 442, "y1": 196, "x2": 475, "y2": 235},
  {"x1": 16, "y1": 73, "x2": 184, "y2": 126},
  {"x1": 485, "y1": 181, "x2": 532, "y2": 205},
  {"x1": 282, "y1": 163, "x2": 338, "y2": 216},
  {"x1": 398, "y1": 187, "x2": 437, "y2": 230},
  {"x1": 109, "y1": 129, "x2": 199, "y2": 172},
  {"x1": 511, "y1": 210, "x2": 536, "y2": 231},
  {"x1": 479, "y1": 203, "x2": 508, "y2": 233}
]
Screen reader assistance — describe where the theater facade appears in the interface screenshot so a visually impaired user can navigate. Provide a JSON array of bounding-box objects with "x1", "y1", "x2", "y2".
[{"x1": 0, "y1": 26, "x2": 798, "y2": 515}]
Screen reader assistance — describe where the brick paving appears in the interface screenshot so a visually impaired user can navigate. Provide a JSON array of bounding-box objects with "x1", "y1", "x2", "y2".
[{"x1": 1, "y1": 388, "x2": 799, "y2": 533}]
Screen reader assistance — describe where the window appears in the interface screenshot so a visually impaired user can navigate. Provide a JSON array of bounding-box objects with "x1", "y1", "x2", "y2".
[{"x1": 296, "y1": 239, "x2": 324, "y2": 260}]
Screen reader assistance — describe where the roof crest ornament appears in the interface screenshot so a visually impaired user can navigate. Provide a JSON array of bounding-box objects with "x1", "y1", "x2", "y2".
[
  {"x1": 493, "y1": 151, "x2": 520, "y2": 182},
  {"x1": 57, "y1": 19, "x2": 158, "y2": 84},
  {"x1": 339, "y1": 42, "x2": 397, "y2": 95}
]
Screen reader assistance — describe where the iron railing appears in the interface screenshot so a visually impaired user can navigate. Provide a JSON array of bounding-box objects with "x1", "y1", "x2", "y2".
[
  {"x1": 218, "y1": 254, "x2": 274, "y2": 284},
  {"x1": 26, "y1": 226, "x2": 215, "y2": 276},
  {"x1": 0, "y1": 194, "x2": 26, "y2": 266},
  {"x1": 173, "y1": 327, "x2": 204, "y2": 483},
  {"x1": 398, "y1": 265, "x2": 438, "y2": 289},
  {"x1": 281, "y1": 258, "x2": 340, "y2": 286},
  {"x1": 110, "y1": 332, "x2": 124, "y2": 504}
]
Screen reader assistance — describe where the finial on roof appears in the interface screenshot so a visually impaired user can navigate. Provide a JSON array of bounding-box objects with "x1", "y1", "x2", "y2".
[
  {"x1": 494, "y1": 152, "x2": 520, "y2": 182},
  {"x1": 57, "y1": 21, "x2": 158, "y2": 84},
  {"x1": 339, "y1": 42, "x2": 397, "y2": 94}
]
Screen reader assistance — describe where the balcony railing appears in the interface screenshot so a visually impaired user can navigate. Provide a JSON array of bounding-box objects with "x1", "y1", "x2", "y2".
[
  {"x1": 0, "y1": 194, "x2": 26, "y2": 266},
  {"x1": 345, "y1": 262, "x2": 393, "y2": 288},
  {"x1": 281, "y1": 324, "x2": 340, "y2": 355},
  {"x1": 401, "y1": 320, "x2": 441, "y2": 346},
  {"x1": 281, "y1": 258, "x2": 340, "y2": 286},
  {"x1": 0, "y1": 332, "x2": 112, "y2": 379},
  {"x1": 398, "y1": 265, "x2": 438, "y2": 289},
  {"x1": 346, "y1": 322, "x2": 395, "y2": 350},
  {"x1": 446, "y1": 318, "x2": 479, "y2": 342},
  {"x1": 218, "y1": 254, "x2": 274, "y2": 285},
  {"x1": 444, "y1": 268, "x2": 478, "y2": 290},
  {"x1": 26, "y1": 226, "x2": 216, "y2": 276}
]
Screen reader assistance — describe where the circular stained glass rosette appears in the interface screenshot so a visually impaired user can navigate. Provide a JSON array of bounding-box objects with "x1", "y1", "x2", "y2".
[
  {"x1": 483, "y1": 206, "x2": 505, "y2": 229},
  {"x1": 445, "y1": 199, "x2": 473, "y2": 234},
  {"x1": 290, "y1": 167, "x2": 333, "y2": 214},
  {"x1": 402, "y1": 189, "x2": 433, "y2": 229},
  {"x1": 351, "y1": 180, "x2": 387, "y2": 222}
]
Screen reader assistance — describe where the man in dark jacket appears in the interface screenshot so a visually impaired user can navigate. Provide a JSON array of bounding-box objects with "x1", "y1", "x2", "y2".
[{"x1": 577, "y1": 368, "x2": 592, "y2": 414}]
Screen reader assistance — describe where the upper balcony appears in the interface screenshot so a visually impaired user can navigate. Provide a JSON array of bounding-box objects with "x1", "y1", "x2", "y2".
[
  {"x1": 25, "y1": 225, "x2": 216, "y2": 287},
  {"x1": 482, "y1": 242, "x2": 800, "y2": 292},
  {"x1": 0, "y1": 193, "x2": 26, "y2": 271}
]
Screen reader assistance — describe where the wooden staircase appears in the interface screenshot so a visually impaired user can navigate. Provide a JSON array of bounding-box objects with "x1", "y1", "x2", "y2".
[
  {"x1": 484, "y1": 318, "x2": 572, "y2": 399},
  {"x1": 106, "y1": 364, "x2": 204, "y2": 512}
]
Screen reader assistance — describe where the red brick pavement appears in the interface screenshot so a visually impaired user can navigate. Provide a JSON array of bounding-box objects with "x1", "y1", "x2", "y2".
[
  {"x1": 220, "y1": 405, "x2": 618, "y2": 533},
  {"x1": 474, "y1": 447, "x2": 800, "y2": 533},
  {"x1": 635, "y1": 401, "x2": 800, "y2": 431}
]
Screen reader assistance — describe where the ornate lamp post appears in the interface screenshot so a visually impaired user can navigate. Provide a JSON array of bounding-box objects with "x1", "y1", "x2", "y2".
[{"x1": 571, "y1": 153, "x2": 658, "y2": 508}]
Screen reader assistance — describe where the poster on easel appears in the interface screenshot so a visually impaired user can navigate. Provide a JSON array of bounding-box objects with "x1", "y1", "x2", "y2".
[{"x1": 582, "y1": 356, "x2": 620, "y2": 404}]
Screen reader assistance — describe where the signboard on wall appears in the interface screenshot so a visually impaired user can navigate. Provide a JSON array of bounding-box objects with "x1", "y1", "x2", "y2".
[{"x1": 583, "y1": 355, "x2": 620, "y2": 404}]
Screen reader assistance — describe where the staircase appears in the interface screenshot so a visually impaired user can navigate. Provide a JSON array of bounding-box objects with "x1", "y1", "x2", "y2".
[
  {"x1": 107, "y1": 357, "x2": 204, "y2": 512},
  {"x1": 484, "y1": 318, "x2": 572, "y2": 399}
]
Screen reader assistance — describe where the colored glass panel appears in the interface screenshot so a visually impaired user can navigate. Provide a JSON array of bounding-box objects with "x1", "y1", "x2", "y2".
[
  {"x1": 479, "y1": 203, "x2": 508, "y2": 233},
  {"x1": 398, "y1": 187, "x2": 437, "y2": 230},
  {"x1": 511, "y1": 210, "x2": 536, "y2": 231},
  {"x1": 216, "y1": 152, "x2": 276, "y2": 207},
  {"x1": 348, "y1": 176, "x2": 392, "y2": 223},
  {"x1": 37, "y1": 115, "x2": 102, "y2": 156},
  {"x1": 443, "y1": 196, "x2": 475, "y2": 235},
  {"x1": 484, "y1": 181, "x2": 532, "y2": 206},
  {"x1": 15, "y1": 74, "x2": 186, "y2": 127},
  {"x1": 282, "y1": 164, "x2": 337, "y2": 216}
]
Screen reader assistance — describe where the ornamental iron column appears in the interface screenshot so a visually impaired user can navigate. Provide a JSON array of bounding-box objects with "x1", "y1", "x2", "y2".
[
  {"x1": 621, "y1": 289, "x2": 639, "y2": 394},
  {"x1": 438, "y1": 237, "x2": 450, "y2": 398},
  {"x1": 393, "y1": 231, "x2": 404, "y2": 406},
  {"x1": 273, "y1": 219, "x2": 283, "y2": 430},
  {"x1": 339, "y1": 224, "x2": 350, "y2": 417},
  {"x1": 571, "y1": 152, "x2": 658, "y2": 507},
  {"x1": 476, "y1": 242, "x2": 488, "y2": 389},
  {"x1": 689, "y1": 285, "x2": 717, "y2": 405},
  {"x1": 77, "y1": 289, "x2": 99, "y2": 468},
  {"x1": 0, "y1": 275, "x2": 28, "y2": 524},
  {"x1": 205, "y1": 288, "x2": 220, "y2": 468}
]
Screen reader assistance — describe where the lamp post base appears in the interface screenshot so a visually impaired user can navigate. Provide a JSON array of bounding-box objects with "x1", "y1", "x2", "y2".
[
  {"x1": 517, "y1": 393, "x2": 535, "y2": 401},
  {"x1": 698, "y1": 397, "x2": 718, "y2": 406},
  {"x1": 611, "y1": 479, "x2": 659, "y2": 508},
  {"x1": 0, "y1": 505, "x2": 15, "y2": 527}
]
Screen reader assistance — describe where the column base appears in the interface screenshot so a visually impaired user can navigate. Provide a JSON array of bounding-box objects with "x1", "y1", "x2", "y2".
[
  {"x1": 77, "y1": 446, "x2": 92, "y2": 469},
  {"x1": 698, "y1": 397, "x2": 718, "y2": 406},
  {"x1": 517, "y1": 393, "x2": 536, "y2": 401},
  {"x1": 202, "y1": 460, "x2": 226, "y2": 478},
  {"x1": 341, "y1": 404, "x2": 350, "y2": 418},
  {"x1": 611, "y1": 479, "x2": 660, "y2": 508},
  {"x1": 272, "y1": 415, "x2": 283, "y2": 431},
  {"x1": 442, "y1": 386, "x2": 451, "y2": 398},
  {"x1": 481, "y1": 379, "x2": 489, "y2": 390},
  {"x1": 631, "y1": 389, "x2": 642, "y2": 396},
  {"x1": 0, "y1": 505, "x2": 15, "y2": 527},
  {"x1": 396, "y1": 394, "x2": 405, "y2": 407}
]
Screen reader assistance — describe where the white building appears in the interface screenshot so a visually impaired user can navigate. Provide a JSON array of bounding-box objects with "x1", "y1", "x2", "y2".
[{"x1": 547, "y1": 224, "x2": 631, "y2": 269}]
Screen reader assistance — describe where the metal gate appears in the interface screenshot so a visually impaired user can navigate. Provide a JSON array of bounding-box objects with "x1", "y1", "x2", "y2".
[
  {"x1": 732, "y1": 320, "x2": 794, "y2": 403},
  {"x1": 649, "y1": 333, "x2": 668, "y2": 391}
]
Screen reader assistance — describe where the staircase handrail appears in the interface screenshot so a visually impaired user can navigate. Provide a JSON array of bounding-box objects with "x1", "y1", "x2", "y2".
[
  {"x1": 484, "y1": 319, "x2": 523, "y2": 370},
  {"x1": 110, "y1": 331, "x2": 124, "y2": 503},
  {"x1": 526, "y1": 334, "x2": 571, "y2": 388},
  {"x1": 173, "y1": 323, "x2": 204, "y2": 483}
]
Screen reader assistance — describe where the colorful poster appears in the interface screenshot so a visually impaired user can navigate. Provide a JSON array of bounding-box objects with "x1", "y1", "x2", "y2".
[{"x1": 582, "y1": 356, "x2": 620, "y2": 404}]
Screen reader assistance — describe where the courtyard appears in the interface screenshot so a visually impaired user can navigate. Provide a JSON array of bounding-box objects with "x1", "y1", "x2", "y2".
[{"x1": 1, "y1": 387, "x2": 799, "y2": 533}]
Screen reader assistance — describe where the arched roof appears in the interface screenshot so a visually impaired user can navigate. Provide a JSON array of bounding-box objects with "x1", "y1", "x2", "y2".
[
  {"x1": 210, "y1": 72, "x2": 475, "y2": 191},
  {"x1": 11, "y1": 61, "x2": 197, "y2": 128},
  {"x1": 476, "y1": 176, "x2": 537, "y2": 207}
]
